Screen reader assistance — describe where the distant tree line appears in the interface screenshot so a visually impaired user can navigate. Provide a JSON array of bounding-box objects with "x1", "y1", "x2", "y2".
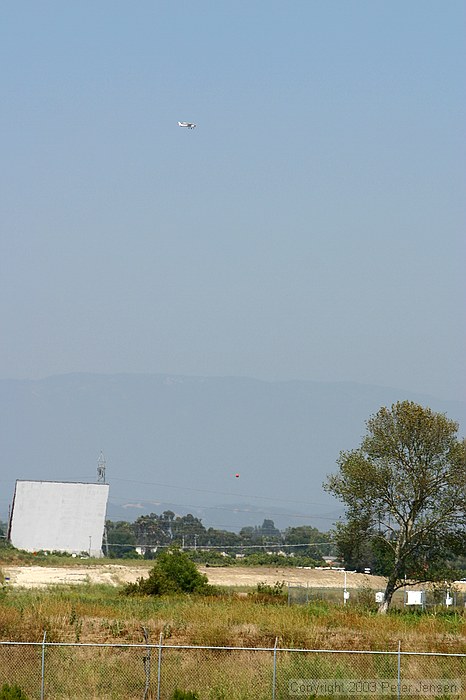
[{"x1": 105, "y1": 514, "x2": 334, "y2": 564}]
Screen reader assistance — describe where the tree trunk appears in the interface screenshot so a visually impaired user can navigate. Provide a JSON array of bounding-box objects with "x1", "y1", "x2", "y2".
[
  {"x1": 378, "y1": 537, "x2": 404, "y2": 614},
  {"x1": 378, "y1": 597, "x2": 391, "y2": 614},
  {"x1": 377, "y1": 573, "x2": 398, "y2": 614}
]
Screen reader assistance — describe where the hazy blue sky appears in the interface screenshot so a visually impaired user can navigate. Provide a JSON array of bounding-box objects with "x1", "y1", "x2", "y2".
[{"x1": 1, "y1": 1, "x2": 464, "y2": 400}]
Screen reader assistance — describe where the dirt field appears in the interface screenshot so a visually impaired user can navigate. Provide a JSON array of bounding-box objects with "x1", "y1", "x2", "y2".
[
  {"x1": 3, "y1": 563, "x2": 389, "y2": 589},
  {"x1": 4, "y1": 563, "x2": 466, "y2": 592},
  {"x1": 3, "y1": 564, "x2": 146, "y2": 588},
  {"x1": 199, "y1": 566, "x2": 389, "y2": 589}
]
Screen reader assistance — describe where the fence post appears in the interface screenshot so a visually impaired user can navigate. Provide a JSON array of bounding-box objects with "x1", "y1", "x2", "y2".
[
  {"x1": 397, "y1": 640, "x2": 401, "y2": 700},
  {"x1": 156, "y1": 632, "x2": 163, "y2": 700},
  {"x1": 142, "y1": 627, "x2": 151, "y2": 700},
  {"x1": 272, "y1": 637, "x2": 278, "y2": 700},
  {"x1": 40, "y1": 630, "x2": 47, "y2": 700}
]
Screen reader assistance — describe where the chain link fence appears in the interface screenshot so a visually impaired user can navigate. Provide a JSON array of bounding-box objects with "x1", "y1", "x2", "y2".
[{"x1": 0, "y1": 639, "x2": 464, "y2": 699}]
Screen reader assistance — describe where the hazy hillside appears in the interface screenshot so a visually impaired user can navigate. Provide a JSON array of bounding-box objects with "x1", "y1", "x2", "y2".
[{"x1": 1, "y1": 374, "x2": 464, "y2": 531}]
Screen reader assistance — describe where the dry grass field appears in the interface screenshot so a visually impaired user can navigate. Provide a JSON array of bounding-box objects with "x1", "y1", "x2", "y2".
[
  {"x1": 0, "y1": 562, "x2": 464, "y2": 653},
  {"x1": 0, "y1": 560, "x2": 464, "y2": 699}
]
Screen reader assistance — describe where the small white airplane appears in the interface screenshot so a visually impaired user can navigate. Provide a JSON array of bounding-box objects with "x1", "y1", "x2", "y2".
[{"x1": 178, "y1": 121, "x2": 196, "y2": 129}]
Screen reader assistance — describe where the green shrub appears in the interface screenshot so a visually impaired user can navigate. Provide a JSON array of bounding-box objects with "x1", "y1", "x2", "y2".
[
  {"x1": 124, "y1": 547, "x2": 213, "y2": 596},
  {"x1": 0, "y1": 684, "x2": 29, "y2": 700},
  {"x1": 240, "y1": 552, "x2": 320, "y2": 567},
  {"x1": 189, "y1": 550, "x2": 233, "y2": 566},
  {"x1": 256, "y1": 580, "x2": 285, "y2": 596},
  {"x1": 171, "y1": 690, "x2": 199, "y2": 700},
  {"x1": 249, "y1": 580, "x2": 287, "y2": 603}
]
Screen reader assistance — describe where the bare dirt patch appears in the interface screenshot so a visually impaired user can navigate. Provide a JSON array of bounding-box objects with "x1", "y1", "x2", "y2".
[
  {"x1": 198, "y1": 566, "x2": 387, "y2": 589},
  {"x1": 3, "y1": 564, "x2": 148, "y2": 588},
  {"x1": 3, "y1": 563, "x2": 388, "y2": 590},
  {"x1": 4, "y1": 563, "x2": 465, "y2": 592}
]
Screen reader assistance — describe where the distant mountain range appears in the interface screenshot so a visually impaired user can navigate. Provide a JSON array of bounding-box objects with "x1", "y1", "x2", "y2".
[{"x1": 1, "y1": 373, "x2": 464, "y2": 532}]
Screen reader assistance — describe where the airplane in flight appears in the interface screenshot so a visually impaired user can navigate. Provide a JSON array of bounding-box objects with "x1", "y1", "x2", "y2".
[{"x1": 178, "y1": 121, "x2": 196, "y2": 129}]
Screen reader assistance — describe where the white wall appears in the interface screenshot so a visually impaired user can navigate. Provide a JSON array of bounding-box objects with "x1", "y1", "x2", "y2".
[{"x1": 9, "y1": 481, "x2": 109, "y2": 557}]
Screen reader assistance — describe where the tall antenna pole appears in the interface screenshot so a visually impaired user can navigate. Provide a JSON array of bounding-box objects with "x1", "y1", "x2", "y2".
[{"x1": 97, "y1": 451, "x2": 106, "y2": 484}]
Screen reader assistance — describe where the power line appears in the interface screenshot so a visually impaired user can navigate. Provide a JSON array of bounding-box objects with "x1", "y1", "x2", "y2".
[
  {"x1": 1, "y1": 474, "x2": 341, "y2": 514},
  {"x1": 0, "y1": 475, "x2": 344, "y2": 528},
  {"x1": 105, "y1": 475, "x2": 337, "y2": 509},
  {"x1": 106, "y1": 541, "x2": 332, "y2": 550},
  {"x1": 107, "y1": 497, "x2": 342, "y2": 522}
]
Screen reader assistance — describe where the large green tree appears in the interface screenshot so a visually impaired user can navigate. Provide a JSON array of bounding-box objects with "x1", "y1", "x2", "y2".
[
  {"x1": 106, "y1": 520, "x2": 137, "y2": 558},
  {"x1": 324, "y1": 401, "x2": 466, "y2": 613},
  {"x1": 283, "y1": 526, "x2": 333, "y2": 557}
]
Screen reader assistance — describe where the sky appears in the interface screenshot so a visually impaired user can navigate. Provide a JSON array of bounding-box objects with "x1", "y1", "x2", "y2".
[{"x1": 1, "y1": 1, "x2": 465, "y2": 401}]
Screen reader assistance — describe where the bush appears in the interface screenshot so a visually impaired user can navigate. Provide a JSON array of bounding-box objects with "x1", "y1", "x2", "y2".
[
  {"x1": 171, "y1": 690, "x2": 199, "y2": 700},
  {"x1": 0, "y1": 684, "x2": 29, "y2": 700},
  {"x1": 256, "y1": 580, "x2": 286, "y2": 596},
  {"x1": 249, "y1": 580, "x2": 287, "y2": 603},
  {"x1": 241, "y1": 552, "x2": 319, "y2": 567},
  {"x1": 124, "y1": 547, "x2": 213, "y2": 596},
  {"x1": 355, "y1": 583, "x2": 378, "y2": 611},
  {"x1": 189, "y1": 550, "x2": 233, "y2": 566}
]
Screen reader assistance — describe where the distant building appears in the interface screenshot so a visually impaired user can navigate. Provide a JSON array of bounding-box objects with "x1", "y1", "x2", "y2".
[
  {"x1": 8, "y1": 480, "x2": 109, "y2": 557},
  {"x1": 135, "y1": 546, "x2": 157, "y2": 556}
]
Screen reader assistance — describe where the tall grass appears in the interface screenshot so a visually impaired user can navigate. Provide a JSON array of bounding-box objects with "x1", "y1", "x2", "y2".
[
  {"x1": 0, "y1": 640, "x2": 463, "y2": 700},
  {"x1": 0, "y1": 585, "x2": 464, "y2": 652}
]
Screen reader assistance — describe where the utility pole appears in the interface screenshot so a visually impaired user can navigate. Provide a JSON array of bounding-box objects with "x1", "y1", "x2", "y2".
[
  {"x1": 6, "y1": 503, "x2": 11, "y2": 541},
  {"x1": 343, "y1": 570, "x2": 349, "y2": 605},
  {"x1": 194, "y1": 534, "x2": 198, "y2": 552},
  {"x1": 103, "y1": 526, "x2": 109, "y2": 558}
]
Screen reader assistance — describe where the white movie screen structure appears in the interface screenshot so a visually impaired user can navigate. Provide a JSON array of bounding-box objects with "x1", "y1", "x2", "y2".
[{"x1": 8, "y1": 480, "x2": 109, "y2": 557}]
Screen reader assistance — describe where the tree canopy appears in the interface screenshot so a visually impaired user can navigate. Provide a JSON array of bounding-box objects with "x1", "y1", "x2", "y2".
[
  {"x1": 324, "y1": 401, "x2": 466, "y2": 612},
  {"x1": 105, "y1": 513, "x2": 331, "y2": 560}
]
